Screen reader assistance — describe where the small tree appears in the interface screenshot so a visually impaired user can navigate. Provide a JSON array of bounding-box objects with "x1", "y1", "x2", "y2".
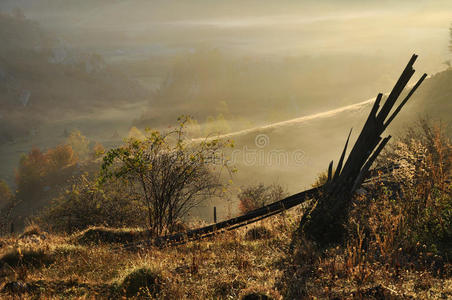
[
  {"x1": 66, "y1": 130, "x2": 90, "y2": 161},
  {"x1": 15, "y1": 147, "x2": 48, "y2": 201},
  {"x1": 0, "y1": 180, "x2": 12, "y2": 208},
  {"x1": 46, "y1": 144, "x2": 77, "y2": 172},
  {"x1": 15, "y1": 144, "x2": 78, "y2": 202},
  {"x1": 100, "y1": 116, "x2": 234, "y2": 235},
  {"x1": 238, "y1": 183, "x2": 287, "y2": 214}
]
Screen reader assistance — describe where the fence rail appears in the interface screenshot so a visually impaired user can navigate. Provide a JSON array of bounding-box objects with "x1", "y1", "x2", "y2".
[{"x1": 120, "y1": 163, "x2": 397, "y2": 250}]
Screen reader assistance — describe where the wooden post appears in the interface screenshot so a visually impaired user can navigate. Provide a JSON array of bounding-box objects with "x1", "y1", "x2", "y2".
[
  {"x1": 213, "y1": 207, "x2": 217, "y2": 223},
  {"x1": 297, "y1": 54, "x2": 427, "y2": 249}
]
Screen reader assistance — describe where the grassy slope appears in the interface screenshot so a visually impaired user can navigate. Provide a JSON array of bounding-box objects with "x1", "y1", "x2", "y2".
[
  {"x1": 0, "y1": 211, "x2": 450, "y2": 299},
  {"x1": 0, "y1": 217, "x2": 293, "y2": 299}
]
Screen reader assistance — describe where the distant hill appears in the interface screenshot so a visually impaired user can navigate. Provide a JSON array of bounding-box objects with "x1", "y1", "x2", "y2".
[
  {"x1": 134, "y1": 50, "x2": 404, "y2": 130},
  {"x1": 210, "y1": 68, "x2": 452, "y2": 193},
  {"x1": 0, "y1": 13, "x2": 148, "y2": 144},
  {"x1": 405, "y1": 68, "x2": 452, "y2": 129}
]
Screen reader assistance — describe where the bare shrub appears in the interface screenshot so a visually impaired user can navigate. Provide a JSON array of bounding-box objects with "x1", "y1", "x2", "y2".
[
  {"x1": 100, "y1": 116, "x2": 234, "y2": 236},
  {"x1": 238, "y1": 183, "x2": 287, "y2": 214}
]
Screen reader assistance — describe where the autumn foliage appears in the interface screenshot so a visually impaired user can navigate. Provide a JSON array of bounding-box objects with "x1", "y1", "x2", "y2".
[{"x1": 15, "y1": 145, "x2": 77, "y2": 203}]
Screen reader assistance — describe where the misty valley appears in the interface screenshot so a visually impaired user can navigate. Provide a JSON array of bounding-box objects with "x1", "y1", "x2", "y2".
[{"x1": 0, "y1": 1, "x2": 451, "y2": 299}]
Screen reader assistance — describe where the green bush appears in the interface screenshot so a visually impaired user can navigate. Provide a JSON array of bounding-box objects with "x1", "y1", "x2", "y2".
[
  {"x1": 382, "y1": 119, "x2": 451, "y2": 258},
  {"x1": 100, "y1": 116, "x2": 234, "y2": 236},
  {"x1": 411, "y1": 190, "x2": 452, "y2": 258},
  {"x1": 35, "y1": 174, "x2": 148, "y2": 233}
]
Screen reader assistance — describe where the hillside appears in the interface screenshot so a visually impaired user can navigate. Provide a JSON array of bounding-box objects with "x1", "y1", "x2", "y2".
[
  {"x1": 0, "y1": 13, "x2": 148, "y2": 144},
  {"x1": 1, "y1": 67, "x2": 451, "y2": 219},
  {"x1": 0, "y1": 212, "x2": 450, "y2": 299},
  {"x1": 405, "y1": 68, "x2": 452, "y2": 130},
  {"x1": 0, "y1": 2, "x2": 451, "y2": 299},
  {"x1": 0, "y1": 60, "x2": 450, "y2": 299},
  {"x1": 1, "y1": 105, "x2": 449, "y2": 299}
]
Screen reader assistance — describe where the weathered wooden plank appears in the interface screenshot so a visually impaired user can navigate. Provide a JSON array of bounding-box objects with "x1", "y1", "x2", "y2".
[{"x1": 298, "y1": 54, "x2": 427, "y2": 248}]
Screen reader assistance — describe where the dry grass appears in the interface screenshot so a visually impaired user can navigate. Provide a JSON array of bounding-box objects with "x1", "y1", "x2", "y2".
[
  {"x1": 0, "y1": 202, "x2": 450, "y2": 299},
  {"x1": 19, "y1": 223, "x2": 42, "y2": 239},
  {"x1": 0, "y1": 120, "x2": 450, "y2": 299},
  {"x1": 0, "y1": 212, "x2": 295, "y2": 299},
  {"x1": 283, "y1": 120, "x2": 452, "y2": 299},
  {"x1": 74, "y1": 226, "x2": 151, "y2": 245},
  {"x1": 282, "y1": 231, "x2": 452, "y2": 299}
]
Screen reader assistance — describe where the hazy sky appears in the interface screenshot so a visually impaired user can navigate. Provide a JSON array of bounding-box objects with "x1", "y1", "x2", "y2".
[{"x1": 1, "y1": 0, "x2": 451, "y2": 67}]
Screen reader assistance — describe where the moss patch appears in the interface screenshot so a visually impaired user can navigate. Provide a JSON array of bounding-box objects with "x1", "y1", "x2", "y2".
[{"x1": 121, "y1": 267, "x2": 163, "y2": 298}]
